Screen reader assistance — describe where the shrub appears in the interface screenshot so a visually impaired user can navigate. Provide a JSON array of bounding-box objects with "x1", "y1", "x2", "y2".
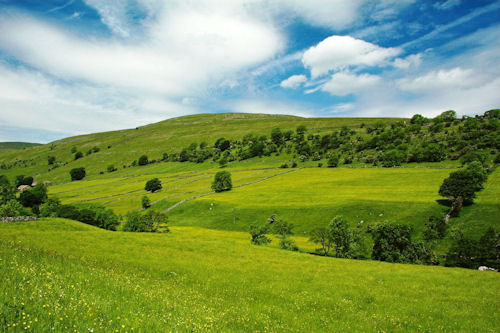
[
  {"x1": 145, "y1": 178, "x2": 162, "y2": 192},
  {"x1": 39, "y1": 198, "x2": 62, "y2": 217},
  {"x1": 327, "y1": 155, "x2": 339, "y2": 167},
  {"x1": 74, "y1": 151, "x2": 83, "y2": 160},
  {"x1": 70, "y1": 167, "x2": 86, "y2": 181},
  {"x1": 107, "y1": 164, "x2": 117, "y2": 172},
  {"x1": 249, "y1": 224, "x2": 271, "y2": 245},
  {"x1": 142, "y1": 195, "x2": 151, "y2": 209},
  {"x1": 70, "y1": 146, "x2": 77, "y2": 153},
  {"x1": 279, "y1": 238, "x2": 298, "y2": 251},
  {"x1": 380, "y1": 149, "x2": 406, "y2": 167},
  {"x1": 423, "y1": 215, "x2": 448, "y2": 241},
  {"x1": 212, "y1": 171, "x2": 232, "y2": 192},
  {"x1": 138, "y1": 155, "x2": 149, "y2": 166},
  {"x1": 0, "y1": 200, "x2": 29, "y2": 217},
  {"x1": 123, "y1": 210, "x2": 168, "y2": 232},
  {"x1": 48, "y1": 156, "x2": 56, "y2": 165}
]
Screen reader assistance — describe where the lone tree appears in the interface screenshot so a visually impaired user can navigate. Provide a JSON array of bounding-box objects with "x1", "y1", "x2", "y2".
[
  {"x1": 439, "y1": 163, "x2": 486, "y2": 216},
  {"x1": 211, "y1": 171, "x2": 232, "y2": 192},
  {"x1": 70, "y1": 167, "x2": 86, "y2": 181},
  {"x1": 145, "y1": 178, "x2": 162, "y2": 192}
]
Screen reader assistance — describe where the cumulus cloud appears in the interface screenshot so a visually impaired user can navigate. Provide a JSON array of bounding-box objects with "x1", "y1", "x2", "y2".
[
  {"x1": 321, "y1": 72, "x2": 381, "y2": 96},
  {"x1": 302, "y1": 35, "x2": 401, "y2": 77},
  {"x1": 280, "y1": 74, "x2": 307, "y2": 89}
]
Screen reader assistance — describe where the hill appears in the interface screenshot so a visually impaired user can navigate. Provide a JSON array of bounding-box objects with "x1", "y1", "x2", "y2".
[
  {"x1": 0, "y1": 113, "x2": 402, "y2": 183},
  {"x1": 0, "y1": 218, "x2": 498, "y2": 332},
  {"x1": 0, "y1": 141, "x2": 41, "y2": 153}
]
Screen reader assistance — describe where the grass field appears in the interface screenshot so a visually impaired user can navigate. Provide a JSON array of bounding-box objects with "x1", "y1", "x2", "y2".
[
  {"x1": 0, "y1": 142, "x2": 41, "y2": 153},
  {"x1": 1, "y1": 218, "x2": 498, "y2": 332}
]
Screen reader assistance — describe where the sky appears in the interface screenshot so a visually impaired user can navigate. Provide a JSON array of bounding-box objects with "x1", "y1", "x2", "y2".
[{"x1": 0, "y1": 0, "x2": 499, "y2": 143}]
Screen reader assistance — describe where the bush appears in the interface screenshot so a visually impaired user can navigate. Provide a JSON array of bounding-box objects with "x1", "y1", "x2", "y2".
[
  {"x1": 123, "y1": 210, "x2": 168, "y2": 232},
  {"x1": 327, "y1": 155, "x2": 339, "y2": 167},
  {"x1": 107, "y1": 164, "x2": 117, "y2": 172},
  {"x1": 138, "y1": 155, "x2": 149, "y2": 166},
  {"x1": 142, "y1": 195, "x2": 151, "y2": 209},
  {"x1": 423, "y1": 215, "x2": 448, "y2": 241},
  {"x1": 0, "y1": 200, "x2": 30, "y2": 217},
  {"x1": 48, "y1": 156, "x2": 56, "y2": 165},
  {"x1": 380, "y1": 149, "x2": 406, "y2": 167},
  {"x1": 74, "y1": 151, "x2": 83, "y2": 160},
  {"x1": 279, "y1": 238, "x2": 298, "y2": 251},
  {"x1": 211, "y1": 171, "x2": 232, "y2": 192},
  {"x1": 39, "y1": 198, "x2": 62, "y2": 217},
  {"x1": 145, "y1": 178, "x2": 162, "y2": 192},
  {"x1": 70, "y1": 167, "x2": 86, "y2": 181},
  {"x1": 249, "y1": 224, "x2": 271, "y2": 245},
  {"x1": 57, "y1": 203, "x2": 119, "y2": 230},
  {"x1": 214, "y1": 138, "x2": 231, "y2": 151}
]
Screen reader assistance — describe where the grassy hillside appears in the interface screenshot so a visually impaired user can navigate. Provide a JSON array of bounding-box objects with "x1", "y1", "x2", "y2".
[
  {"x1": 0, "y1": 113, "x2": 402, "y2": 184},
  {"x1": 0, "y1": 142, "x2": 41, "y2": 153},
  {"x1": 0, "y1": 219, "x2": 498, "y2": 332}
]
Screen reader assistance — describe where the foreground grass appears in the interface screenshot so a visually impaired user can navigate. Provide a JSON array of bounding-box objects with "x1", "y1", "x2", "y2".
[{"x1": 1, "y1": 219, "x2": 498, "y2": 332}]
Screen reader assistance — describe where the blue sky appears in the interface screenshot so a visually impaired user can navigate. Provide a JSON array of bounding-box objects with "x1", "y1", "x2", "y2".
[{"x1": 0, "y1": 0, "x2": 499, "y2": 143}]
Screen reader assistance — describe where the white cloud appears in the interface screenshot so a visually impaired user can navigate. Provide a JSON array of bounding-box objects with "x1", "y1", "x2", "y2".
[
  {"x1": 0, "y1": 5, "x2": 283, "y2": 98},
  {"x1": 397, "y1": 67, "x2": 487, "y2": 92},
  {"x1": 434, "y1": 0, "x2": 461, "y2": 10},
  {"x1": 280, "y1": 74, "x2": 307, "y2": 89},
  {"x1": 321, "y1": 72, "x2": 381, "y2": 96},
  {"x1": 302, "y1": 35, "x2": 401, "y2": 77},
  {"x1": 394, "y1": 53, "x2": 422, "y2": 69}
]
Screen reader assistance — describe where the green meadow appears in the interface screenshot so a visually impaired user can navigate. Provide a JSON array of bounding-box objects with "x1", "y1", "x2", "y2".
[
  {"x1": 1, "y1": 113, "x2": 499, "y2": 332},
  {"x1": 1, "y1": 219, "x2": 499, "y2": 332}
]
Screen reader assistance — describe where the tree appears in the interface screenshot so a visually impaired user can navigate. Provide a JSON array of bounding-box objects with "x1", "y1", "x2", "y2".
[
  {"x1": 142, "y1": 195, "x2": 151, "y2": 209},
  {"x1": 211, "y1": 171, "x2": 232, "y2": 192},
  {"x1": 15, "y1": 175, "x2": 33, "y2": 187},
  {"x1": 380, "y1": 149, "x2": 406, "y2": 167},
  {"x1": 439, "y1": 165, "x2": 485, "y2": 216},
  {"x1": 19, "y1": 184, "x2": 47, "y2": 208},
  {"x1": 138, "y1": 155, "x2": 149, "y2": 166},
  {"x1": 215, "y1": 138, "x2": 231, "y2": 152},
  {"x1": 70, "y1": 167, "x2": 86, "y2": 181},
  {"x1": 145, "y1": 178, "x2": 162, "y2": 192},
  {"x1": 410, "y1": 114, "x2": 428, "y2": 125},
  {"x1": 327, "y1": 154, "x2": 339, "y2": 167},
  {"x1": 370, "y1": 223, "x2": 431, "y2": 264},
  {"x1": 0, "y1": 175, "x2": 15, "y2": 205},
  {"x1": 74, "y1": 151, "x2": 83, "y2": 160},
  {"x1": 0, "y1": 200, "x2": 29, "y2": 217},
  {"x1": 249, "y1": 224, "x2": 271, "y2": 245},
  {"x1": 270, "y1": 128, "x2": 283, "y2": 146},
  {"x1": 328, "y1": 216, "x2": 351, "y2": 258},
  {"x1": 296, "y1": 125, "x2": 307, "y2": 135},
  {"x1": 48, "y1": 156, "x2": 56, "y2": 165},
  {"x1": 272, "y1": 218, "x2": 298, "y2": 251},
  {"x1": 309, "y1": 227, "x2": 333, "y2": 256}
]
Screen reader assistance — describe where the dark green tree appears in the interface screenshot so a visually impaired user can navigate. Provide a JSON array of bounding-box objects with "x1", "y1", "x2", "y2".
[
  {"x1": 211, "y1": 171, "x2": 232, "y2": 192},
  {"x1": 70, "y1": 167, "x2": 86, "y2": 181},
  {"x1": 270, "y1": 128, "x2": 283, "y2": 146},
  {"x1": 138, "y1": 155, "x2": 149, "y2": 165},
  {"x1": 145, "y1": 178, "x2": 162, "y2": 192},
  {"x1": 327, "y1": 154, "x2": 339, "y2": 167}
]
